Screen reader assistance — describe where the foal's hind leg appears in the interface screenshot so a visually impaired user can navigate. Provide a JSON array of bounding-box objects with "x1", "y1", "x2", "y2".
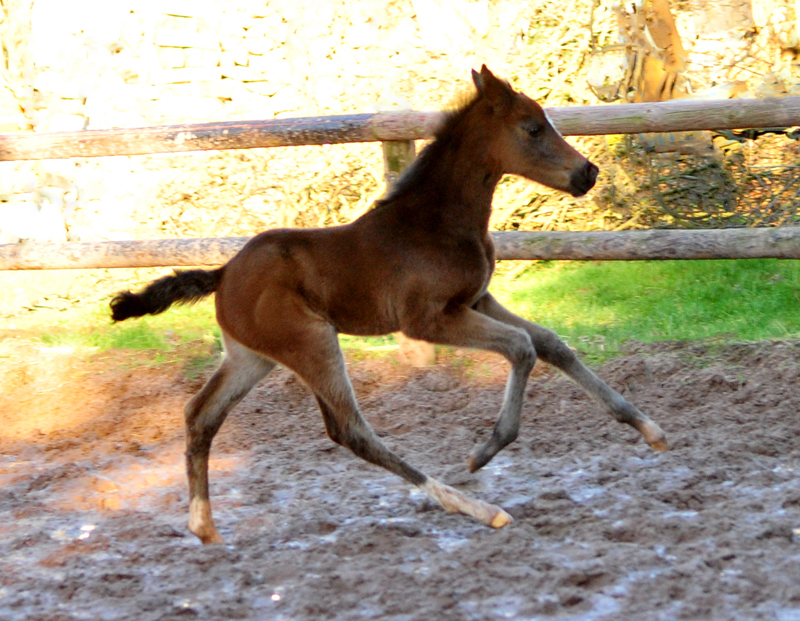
[
  {"x1": 184, "y1": 334, "x2": 276, "y2": 544},
  {"x1": 281, "y1": 323, "x2": 511, "y2": 528},
  {"x1": 472, "y1": 293, "x2": 668, "y2": 463}
]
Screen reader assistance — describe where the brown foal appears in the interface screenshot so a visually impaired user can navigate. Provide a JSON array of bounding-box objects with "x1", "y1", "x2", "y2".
[{"x1": 111, "y1": 66, "x2": 668, "y2": 544}]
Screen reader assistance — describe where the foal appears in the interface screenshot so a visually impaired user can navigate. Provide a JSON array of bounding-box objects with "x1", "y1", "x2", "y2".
[{"x1": 111, "y1": 66, "x2": 667, "y2": 544}]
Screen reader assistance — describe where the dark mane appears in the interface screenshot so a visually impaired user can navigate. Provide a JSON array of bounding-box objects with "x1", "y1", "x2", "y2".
[{"x1": 373, "y1": 92, "x2": 481, "y2": 207}]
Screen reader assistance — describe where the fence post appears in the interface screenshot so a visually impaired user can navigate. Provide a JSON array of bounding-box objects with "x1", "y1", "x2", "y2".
[
  {"x1": 381, "y1": 140, "x2": 415, "y2": 185},
  {"x1": 381, "y1": 139, "x2": 437, "y2": 367}
]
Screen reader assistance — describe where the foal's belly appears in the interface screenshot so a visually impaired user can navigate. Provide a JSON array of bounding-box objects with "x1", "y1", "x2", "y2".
[
  {"x1": 318, "y1": 264, "x2": 492, "y2": 337},
  {"x1": 322, "y1": 290, "x2": 400, "y2": 337},
  {"x1": 316, "y1": 230, "x2": 494, "y2": 336}
]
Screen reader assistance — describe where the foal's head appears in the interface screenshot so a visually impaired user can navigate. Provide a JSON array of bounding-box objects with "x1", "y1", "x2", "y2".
[{"x1": 472, "y1": 65, "x2": 598, "y2": 197}]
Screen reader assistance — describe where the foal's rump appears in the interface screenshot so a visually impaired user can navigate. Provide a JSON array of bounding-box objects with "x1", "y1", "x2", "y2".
[{"x1": 108, "y1": 226, "x2": 356, "y2": 325}]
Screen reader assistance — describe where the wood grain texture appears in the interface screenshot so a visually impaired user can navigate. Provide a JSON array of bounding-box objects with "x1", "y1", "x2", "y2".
[
  {"x1": 1, "y1": 97, "x2": 798, "y2": 161},
  {"x1": 3, "y1": 228, "x2": 798, "y2": 270},
  {"x1": 491, "y1": 228, "x2": 800, "y2": 261}
]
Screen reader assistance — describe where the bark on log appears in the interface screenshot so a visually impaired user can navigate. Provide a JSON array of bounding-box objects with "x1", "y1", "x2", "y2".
[
  {"x1": 491, "y1": 228, "x2": 800, "y2": 261},
  {"x1": 0, "y1": 112, "x2": 442, "y2": 161},
  {"x1": 0, "y1": 237, "x2": 250, "y2": 270},
  {"x1": 1, "y1": 97, "x2": 800, "y2": 161},
  {"x1": 549, "y1": 97, "x2": 800, "y2": 137},
  {"x1": 2, "y1": 228, "x2": 798, "y2": 270}
]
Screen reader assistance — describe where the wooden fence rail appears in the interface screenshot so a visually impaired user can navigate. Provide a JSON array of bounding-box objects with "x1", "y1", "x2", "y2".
[
  {"x1": 2, "y1": 228, "x2": 799, "y2": 270},
  {"x1": 2, "y1": 97, "x2": 800, "y2": 272},
  {"x1": 4, "y1": 98, "x2": 798, "y2": 366},
  {"x1": 1, "y1": 96, "x2": 800, "y2": 161}
]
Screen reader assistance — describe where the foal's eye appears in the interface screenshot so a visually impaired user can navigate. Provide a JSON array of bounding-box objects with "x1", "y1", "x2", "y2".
[{"x1": 526, "y1": 125, "x2": 544, "y2": 138}]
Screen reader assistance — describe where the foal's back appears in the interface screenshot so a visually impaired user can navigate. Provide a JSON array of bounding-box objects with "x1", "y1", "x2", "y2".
[{"x1": 215, "y1": 193, "x2": 495, "y2": 341}]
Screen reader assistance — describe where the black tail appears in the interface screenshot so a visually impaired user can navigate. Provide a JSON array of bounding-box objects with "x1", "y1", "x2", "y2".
[{"x1": 110, "y1": 267, "x2": 225, "y2": 322}]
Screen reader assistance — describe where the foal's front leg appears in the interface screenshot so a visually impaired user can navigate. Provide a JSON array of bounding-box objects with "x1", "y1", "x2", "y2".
[
  {"x1": 472, "y1": 293, "x2": 668, "y2": 462},
  {"x1": 404, "y1": 307, "x2": 539, "y2": 472}
]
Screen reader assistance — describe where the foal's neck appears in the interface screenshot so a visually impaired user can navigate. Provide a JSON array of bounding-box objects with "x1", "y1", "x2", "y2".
[
  {"x1": 378, "y1": 108, "x2": 503, "y2": 233},
  {"x1": 423, "y1": 117, "x2": 502, "y2": 232}
]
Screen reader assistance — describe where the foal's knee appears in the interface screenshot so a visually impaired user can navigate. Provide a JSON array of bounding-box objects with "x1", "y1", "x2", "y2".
[
  {"x1": 510, "y1": 328, "x2": 537, "y2": 370},
  {"x1": 530, "y1": 327, "x2": 576, "y2": 368},
  {"x1": 316, "y1": 399, "x2": 348, "y2": 447}
]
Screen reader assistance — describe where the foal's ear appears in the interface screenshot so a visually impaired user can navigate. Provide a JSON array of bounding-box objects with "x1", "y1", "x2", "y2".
[
  {"x1": 471, "y1": 68, "x2": 485, "y2": 91},
  {"x1": 472, "y1": 65, "x2": 515, "y2": 115}
]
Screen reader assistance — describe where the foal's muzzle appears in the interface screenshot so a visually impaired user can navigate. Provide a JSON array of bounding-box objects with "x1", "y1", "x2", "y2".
[{"x1": 569, "y1": 161, "x2": 599, "y2": 197}]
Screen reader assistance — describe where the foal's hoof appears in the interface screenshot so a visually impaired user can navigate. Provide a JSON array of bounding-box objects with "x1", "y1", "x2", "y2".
[
  {"x1": 201, "y1": 532, "x2": 226, "y2": 545},
  {"x1": 638, "y1": 420, "x2": 669, "y2": 452},
  {"x1": 467, "y1": 444, "x2": 498, "y2": 473},
  {"x1": 490, "y1": 508, "x2": 513, "y2": 529},
  {"x1": 189, "y1": 524, "x2": 225, "y2": 545},
  {"x1": 648, "y1": 438, "x2": 669, "y2": 451},
  {"x1": 420, "y1": 478, "x2": 513, "y2": 529},
  {"x1": 467, "y1": 455, "x2": 481, "y2": 473}
]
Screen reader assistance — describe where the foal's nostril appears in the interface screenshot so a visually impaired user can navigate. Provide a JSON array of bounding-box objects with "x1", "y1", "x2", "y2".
[
  {"x1": 569, "y1": 160, "x2": 599, "y2": 197},
  {"x1": 586, "y1": 161, "x2": 599, "y2": 183}
]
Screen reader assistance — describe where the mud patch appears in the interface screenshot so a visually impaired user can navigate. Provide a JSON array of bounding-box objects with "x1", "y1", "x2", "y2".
[{"x1": 1, "y1": 341, "x2": 800, "y2": 619}]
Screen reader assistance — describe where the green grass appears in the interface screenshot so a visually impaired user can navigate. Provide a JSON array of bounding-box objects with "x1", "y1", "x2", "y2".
[
  {"x1": 338, "y1": 334, "x2": 398, "y2": 358},
  {"x1": 24, "y1": 259, "x2": 800, "y2": 366},
  {"x1": 35, "y1": 299, "x2": 220, "y2": 351},
  {"x1": 491, "y1": 258, "x2": 800, "y2": 357}
]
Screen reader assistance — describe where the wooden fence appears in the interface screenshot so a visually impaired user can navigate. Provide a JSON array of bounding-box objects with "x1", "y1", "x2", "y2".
[
  {"x1": 2, "y1": 228, "x2": 799, "y2": 270},
  {"x1": 1, "y1": 96, "x2": 800, "y2": 270},
  {"x1": 2, "y1": 96, "x2": 800, "y2": 161}
]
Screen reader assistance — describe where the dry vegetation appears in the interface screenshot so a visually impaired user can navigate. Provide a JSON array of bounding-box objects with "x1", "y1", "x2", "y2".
[{"x1": 139, "y1": 0, "x2": 800, "y2": 240}]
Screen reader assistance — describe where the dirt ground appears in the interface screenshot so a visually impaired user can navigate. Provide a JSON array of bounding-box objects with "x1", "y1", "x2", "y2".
[{"x1": 1, "y1": 338, "x2": 800, "y2": 620}]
